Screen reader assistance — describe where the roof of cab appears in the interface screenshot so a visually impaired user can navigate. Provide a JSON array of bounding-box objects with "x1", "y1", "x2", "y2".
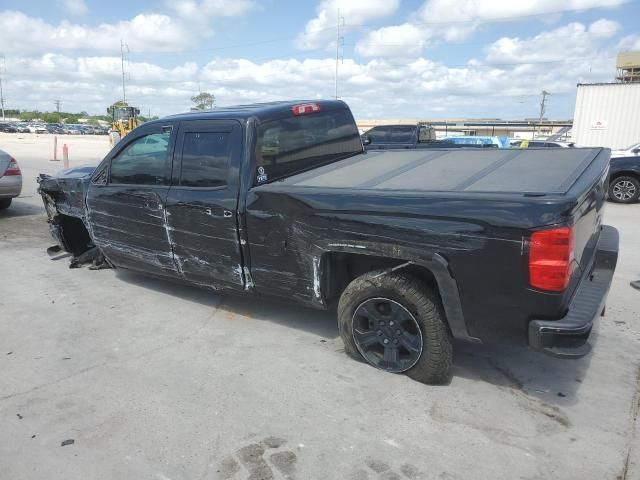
[{"x1": 158, "y1": 99, "x2": 348, "y2": 124}]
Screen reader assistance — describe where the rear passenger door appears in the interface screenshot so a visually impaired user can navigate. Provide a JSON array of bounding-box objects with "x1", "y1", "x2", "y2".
[{"x1": 164, "y1": 120, "x2": 244, "y2": 289}]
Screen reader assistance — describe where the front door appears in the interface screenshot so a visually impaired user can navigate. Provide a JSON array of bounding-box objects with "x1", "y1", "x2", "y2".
[
  {"x1": 86, "y1": 124, "x2": 178, "y2": 278},
  {"x1": 164, "y1": 120, "x2": 244, "y2": 289}
]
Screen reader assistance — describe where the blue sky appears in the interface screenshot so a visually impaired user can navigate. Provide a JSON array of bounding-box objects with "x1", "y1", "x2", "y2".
[{"x1": 1, "y1": 0, "x2": 639, "y2": 119}]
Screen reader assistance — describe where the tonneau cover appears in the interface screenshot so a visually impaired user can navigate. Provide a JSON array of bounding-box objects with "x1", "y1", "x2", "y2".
[{"x1": 281, "y1": 148, "x2": 605, "y2": 195}]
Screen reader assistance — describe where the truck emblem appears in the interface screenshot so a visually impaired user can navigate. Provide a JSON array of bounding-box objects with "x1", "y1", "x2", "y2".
[{"x1": 257, "y1": 166, "x2": 267, "y2": 183}]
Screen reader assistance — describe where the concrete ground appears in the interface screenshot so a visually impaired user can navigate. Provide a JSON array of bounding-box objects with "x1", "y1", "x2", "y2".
[{"x1": 1, "y1": 133, "x2": 639, "y2": 480}]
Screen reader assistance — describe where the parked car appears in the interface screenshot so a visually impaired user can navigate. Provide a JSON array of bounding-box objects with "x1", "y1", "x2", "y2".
[
  {"x1": 60, "y1": 125, "x2": 77, "y2": 135},
  {"x1": 611, "y1": 142, "x2": 640, "y2": 158},
  {"x1": 361, "y1": 124, "x2": 494, "y2": 150},
  {"x1": 12, "y1": 123, "x2": 31, "y2": 133},
  {"x1": 0, "y1": 123, "x2": 18, "y2": 133},
  {"x1": 608, "y1": 155, "x2": 640, "y2": 203},
  {"x1": 38, "y1": 100, "x2": 618, "y2": 384},
  {"x1": 514, "y1": 140, "x2": 575, "y2": 148},
  {"x1": 27, "y1": 124, "x2": 47, "y2": 134},
  {"x1": 46, "y1": 124, "x2": 66, "y2": 134},
  {"x1": 0, "y1": 149, "x2": 22, "y2": 209}
]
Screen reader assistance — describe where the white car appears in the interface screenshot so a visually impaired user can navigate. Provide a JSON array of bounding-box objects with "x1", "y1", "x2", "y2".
[
  {"x1": 26, "y1": 124, "x2": 47, "y2": 134},
  {"x1": 611, "y1": 142, "x2": 640, "y2": 158}
]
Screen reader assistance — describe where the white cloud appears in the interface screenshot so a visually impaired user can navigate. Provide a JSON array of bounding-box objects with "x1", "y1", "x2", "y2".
[
  {"x1": 617, "y1": 34, "x2": 640, "y2": 51},
  {"x1": 588, "y1": 18, "x2": 620, "y2": 38},
  {"x1": 356, "y1": 0, "x2": 627, "y2": 58},
  {"x1": 416, "y1": 0, "x2": 627, "y2": 41},
  {"x1": 355, "y1": 23, "x2": 426, "y2": 58},
  {"x1": 167, "y1": 0, "x2": 255, "y2": 19},
  {"x1": 0, "y1": 3, "x2": 257, "y2": 55},
  {"x1": 485, "y1": 20, "x2": 620, "y2": 63},
  {"x1": 296, "y1": 0, "x2": 400, "y2": 50},
  {"x1": 0, "y1": 45, "x2": 616, "y2": 119},
  {"x1": 0, "y1": 11, "x2": 197, "y2": 53},
  {"x1": 63, "y1": 0, "x2": 88, "y2": 16}
]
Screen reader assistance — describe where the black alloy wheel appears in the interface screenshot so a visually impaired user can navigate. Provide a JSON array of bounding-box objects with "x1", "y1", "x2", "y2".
[{"x1": 352, "y1": 297, "x2": 423, "y2": 373}]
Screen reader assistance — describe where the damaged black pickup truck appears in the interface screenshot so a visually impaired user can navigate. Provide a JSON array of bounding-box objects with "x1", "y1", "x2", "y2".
[{"x1": 39, "y1": 100, "x2": 619, "y2": 384}]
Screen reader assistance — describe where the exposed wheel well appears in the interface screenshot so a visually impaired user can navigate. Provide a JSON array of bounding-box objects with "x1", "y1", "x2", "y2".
[
  {"x1": 610, "y1": 171, "x2": 640, "y2": 182},
  {"x1": 55, "y1": 214, "x2": 93, "y2": 256},
  {"x1": 322, "y1": 251, "x2": 441, "y2": 307}
]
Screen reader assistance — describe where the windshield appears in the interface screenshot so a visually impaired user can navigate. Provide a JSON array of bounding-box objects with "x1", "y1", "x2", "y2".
[{"x1": 254, "y1": 108, "x2": 362, "y2": 184}]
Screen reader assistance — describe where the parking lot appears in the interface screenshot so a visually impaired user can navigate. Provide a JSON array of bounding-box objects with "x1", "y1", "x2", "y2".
[{"x1": 1, "y1": 132, "x2": 639, "y2": 480}]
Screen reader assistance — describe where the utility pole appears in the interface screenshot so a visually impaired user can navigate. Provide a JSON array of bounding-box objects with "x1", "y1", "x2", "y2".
[
  {"x1": 537, "y1": 90, "x2": 550, "y2": 137},
  {"x1": 120, "y1": 39, "x2": 129, "y2": 104},
  {"x1": 334, "y1": 10, "x2": 344, "y2": 100},
  {"x1": 54, "y1": 99, "x2": 61, "y2": 113},
  {"x1": 0, "y1": 54, "x2": 6, "y2": 121},
  {"x1": 0, "y1": 77, "x2": 4, "y2": 121}
]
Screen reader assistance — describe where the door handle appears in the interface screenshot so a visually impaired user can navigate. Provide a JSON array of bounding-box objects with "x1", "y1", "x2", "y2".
[{"x1": 223, "y1": 210, "x2": 233, "y2": 218}]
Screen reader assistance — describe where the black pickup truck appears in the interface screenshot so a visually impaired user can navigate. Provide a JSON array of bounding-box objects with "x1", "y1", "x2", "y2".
[{"x1": 38, "y1": 100, "x2": 619, "y2": 384}]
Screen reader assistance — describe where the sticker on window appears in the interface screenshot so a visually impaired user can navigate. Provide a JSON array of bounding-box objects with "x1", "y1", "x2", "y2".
[{"x1": 256, "y1": 166, "x2": 268, "y2": 183}]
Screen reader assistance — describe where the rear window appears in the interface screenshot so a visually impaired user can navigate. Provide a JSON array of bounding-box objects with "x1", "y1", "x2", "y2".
[{"x1": 255, "y1": 109, "x2": 361, "y2": 184}]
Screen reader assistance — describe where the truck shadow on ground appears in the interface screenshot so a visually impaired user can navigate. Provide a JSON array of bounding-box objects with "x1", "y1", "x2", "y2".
[
  {"x1": 451, "y1": 336, "x2": 596, "y2": 406},
  {"x1": 115, "y1": 269, "x2": 593, "y2": 405},
  {"x1": 115, "y1": 270, "x2": 338, "y2": 339}
]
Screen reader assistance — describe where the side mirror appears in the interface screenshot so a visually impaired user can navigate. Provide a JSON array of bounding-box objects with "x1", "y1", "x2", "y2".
[{"x1": 361, "y1": 135, "x2": 371, "y2": 146}]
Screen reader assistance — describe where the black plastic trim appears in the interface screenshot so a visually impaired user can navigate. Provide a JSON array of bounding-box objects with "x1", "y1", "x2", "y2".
[{"x1": 528, "y1": 225, "x2": 619, "y2": 358}]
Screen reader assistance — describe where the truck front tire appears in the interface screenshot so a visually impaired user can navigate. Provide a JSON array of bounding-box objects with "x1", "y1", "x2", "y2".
[{"x1": 337, "y1": 270, "x2": 452, "y2": 385}]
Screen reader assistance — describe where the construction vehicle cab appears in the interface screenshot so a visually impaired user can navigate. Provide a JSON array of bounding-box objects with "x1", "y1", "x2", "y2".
[{"x1": 107, "y1": 102, "x2": 140, "y2": 144}]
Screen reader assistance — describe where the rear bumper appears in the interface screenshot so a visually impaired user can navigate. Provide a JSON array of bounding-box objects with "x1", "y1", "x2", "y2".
[
  {"x1": 528, "y1": 225, "x2": 619, "y2": 359},
  {"x1": 0, "y1": 175, "x2": 22, "y2": 198}
]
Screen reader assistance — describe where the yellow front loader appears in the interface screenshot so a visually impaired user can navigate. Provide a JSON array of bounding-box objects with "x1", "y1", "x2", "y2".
[{"x1": 107, "y1": 101, "x2": 140, "y2": 144}]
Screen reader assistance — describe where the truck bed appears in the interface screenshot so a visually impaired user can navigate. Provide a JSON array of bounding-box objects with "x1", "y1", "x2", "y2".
[{"x1": 279, "y1": 148, "x2": 608, "y2": 197}]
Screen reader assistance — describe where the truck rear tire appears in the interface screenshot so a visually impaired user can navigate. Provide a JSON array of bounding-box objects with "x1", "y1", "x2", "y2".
[
  {"x1": 0, "y1": 198, "x2": 12, "y2": 210},
  {"x1": 608, "y1": 176, "x2": 640, "y2": 203},
  {"x1": 337, "y1": 270, "x2": 452, "y2": 385}
]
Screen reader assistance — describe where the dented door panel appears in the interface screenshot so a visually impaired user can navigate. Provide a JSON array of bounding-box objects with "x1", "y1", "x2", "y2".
[
  {"x1": 164, "y1": 120, "x2": 244, "y2": 289},
  {"x1": 85, "y1": 123, "x2": 179, "y2": 278},
  {"x1": 86, "y1": 186, "x2": 178, "y2": 277}
]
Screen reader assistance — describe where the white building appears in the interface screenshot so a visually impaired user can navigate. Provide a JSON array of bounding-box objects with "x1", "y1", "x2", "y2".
[{"x1": 572, "y1": 83, "x2": 640, "y2": 149}]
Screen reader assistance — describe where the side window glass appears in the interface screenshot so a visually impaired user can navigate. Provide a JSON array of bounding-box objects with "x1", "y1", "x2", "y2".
[
  {"x1": 180, "y1": 132, "x2": 230, "y2": 188},
  {"x1": 366, "y1": 127, "x2": 388, "y2": 143},
  {"x1": 110, "y1": 132, "x2": 171, "y2": 185},
  {"x1": 390, "y1": 127, "x2": 415, "y2": 142}
]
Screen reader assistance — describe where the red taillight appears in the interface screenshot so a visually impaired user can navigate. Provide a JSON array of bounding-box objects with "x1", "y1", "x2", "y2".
[
  {"x1": 529, "y1": 226, "x2": 574, "y2": 292},
  {"x1": 3, "y1": 158, "x2": 21, "y2": 176},
  {"x1": 291, "y1": 103, "x2": 321, "y2": 116}
]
